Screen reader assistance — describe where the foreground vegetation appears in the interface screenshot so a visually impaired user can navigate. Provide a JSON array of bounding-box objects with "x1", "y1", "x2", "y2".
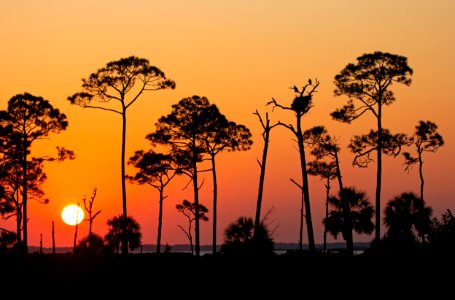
[{"x1": 0, "y1": 249, "x2": 454, "y2": 297}]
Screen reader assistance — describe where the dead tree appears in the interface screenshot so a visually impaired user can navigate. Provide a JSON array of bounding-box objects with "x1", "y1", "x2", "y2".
[{"x1": 253, "y1": 110, "x2": 279, "y2": 240}]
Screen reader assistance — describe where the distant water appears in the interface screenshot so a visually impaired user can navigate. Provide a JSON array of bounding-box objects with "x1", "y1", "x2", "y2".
[{"x1": 29, "y1": 242, "x2": 369, "y2": 255}]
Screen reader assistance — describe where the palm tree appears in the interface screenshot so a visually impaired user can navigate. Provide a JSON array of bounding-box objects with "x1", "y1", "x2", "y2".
[
  {"x1": 221, "y1": 216, "x2": 274, "y2": 255},
  {"x1": 224, "y1": 216, "x2": 254, "y2": 243},
  {"x1": 383, "y1": 192, "x2": 433, "y2": 248},
  {"x1": 324, "y1": 187, "x2": 374, "y2": 255},
  {"x1": 74, "y1": 233, "x2": 108, "y2": 256},
  {"x1": 105, "y1": 215, "x2": 142, "y2": 254}
]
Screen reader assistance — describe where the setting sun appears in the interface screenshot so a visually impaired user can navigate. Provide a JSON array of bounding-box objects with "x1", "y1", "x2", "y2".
[{"x1": 61, "y1": 205, "x2": 84, "y2": 226}]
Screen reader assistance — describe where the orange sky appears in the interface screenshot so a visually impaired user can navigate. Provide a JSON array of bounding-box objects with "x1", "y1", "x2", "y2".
[{"x1": 1, "y1": 0, "x2": 454, "y2": 248}]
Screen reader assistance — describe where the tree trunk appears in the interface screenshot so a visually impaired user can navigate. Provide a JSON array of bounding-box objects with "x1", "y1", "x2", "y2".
[
  {"x1": 345, "y1": 225, "x2": 354, "y2": 255},
  {"x1": 419, "y1": 150, "x2": 425, "y2": 243},
  {"x1": 335, "y1": 150, "x2": 352, "y2": 254},
  {"x1": 192, "y1": 143, "x2": 200, "y2": 257},
  {"x1": 375, "y1": 103, "x2": 383, "y2": 243},
  {"x1": 189, "y1": 222, "x2": 194, "y2": 255},
  {"x1": 121, "y1": 108, "x2": 128, "y2": 255},
  {"x1": 344, "y1": 205, "x2": 354, "y2": 256},
  {"x1": 323, "y1": 178, "x2": 330, "y2": 253},
  {"x1": 73, "y1": 219, "x2": 78, "y2": 253},
  {"x1": 296, "y1": 115, "x2": 315, "y2": 252},
  {"x1": 211, "y1": 155, "x2": 218, "y2": 254},
  {"x1": 334, "y1": 152, "x2": 344, "y2": 191},
  {"x1": 419, "y1": 151, "x2": 424, "y2": 203},
  {"x1": 157, "y1": 188, "x2": 164, "y2": 254},
  {"x1": 22, "y1": 139, "x2": 28, "y2": 253},
  {"x1": 254, "y1": 126, "x2": 270, "y2": 238},
  {"x1": 16, "y1": 196, "x2": 22, "y2": 245},
  {"x1": 299, "y1": 188, "x2": 304, "y2": 252}
]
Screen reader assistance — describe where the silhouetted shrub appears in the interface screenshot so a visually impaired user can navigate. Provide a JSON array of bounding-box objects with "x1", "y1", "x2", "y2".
[
  {"x1": 74, "y1": 233, "x2": 112, "y2": 256},
  {"x1": 428, "y1": 209, "x2": 455, "y2": 253},
  {"x1": 220, "y1": 216, "x2": 274, "y2": 256}
]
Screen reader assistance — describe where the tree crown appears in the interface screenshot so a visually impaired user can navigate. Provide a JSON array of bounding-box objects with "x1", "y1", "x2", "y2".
[
  {"x1": 332, "y1": 51, "x2": 413, "y2": 123},
  {"x1": 67, "y1": 56, "x2": 175, "y2": 113}
]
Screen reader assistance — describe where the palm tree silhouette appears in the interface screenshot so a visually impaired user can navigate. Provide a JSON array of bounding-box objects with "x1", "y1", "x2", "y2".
[
  {"x1": 105, "y1": 215, "x2": 142, "y2": 254},
  {"x1": 224, "y1": 216, "x2": 254, "y2": 243},
  {"x1": 221, "y1": 216, "x2": 274, "y2": 255},
  {"x1": 74, "y1": 233, "x2": 108, "y2": 256},
  {"x1": 324, "y1": 187, "x2": 374, "y2": 255},
  {"x1": 383, "y1": 192, "x2": 433, "y2": 248}
]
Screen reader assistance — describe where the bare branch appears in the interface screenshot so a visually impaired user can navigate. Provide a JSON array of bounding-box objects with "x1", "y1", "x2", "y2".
[
  {"x1": 79, "y1": 104, "x2": 122, "y2": 115},
  {"x1": 256, "y1": 158, "x2": 262, "y2": 168},
  {"x1": 267, "y1": 97, "x2": 293, "y2": 112},
  {"x1": 177, "y1": 225, "x2": 191, "y2": 240},
  {"x1": 290, "y1": 178, "x2": 303, "y2": 190}
]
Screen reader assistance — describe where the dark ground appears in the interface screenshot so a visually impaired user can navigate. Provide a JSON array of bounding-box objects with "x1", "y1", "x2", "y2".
[{"x1": 1, "y1": 251, "x2": 454, "y2": 298}]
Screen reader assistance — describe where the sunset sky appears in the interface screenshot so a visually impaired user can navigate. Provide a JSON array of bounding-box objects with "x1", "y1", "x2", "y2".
[{"x1": 1, "y1": 0, "x2": 454, "y2": 248}]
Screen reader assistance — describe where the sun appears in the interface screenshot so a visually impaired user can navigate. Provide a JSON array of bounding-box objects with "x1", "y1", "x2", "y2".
[{"x1": 61, "y1": 204, "x2": 84, "y2": 226}]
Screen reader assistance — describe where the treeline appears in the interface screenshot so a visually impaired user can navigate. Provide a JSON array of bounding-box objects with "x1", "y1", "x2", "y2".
[{"x1": 1, "y1": 51, "x2": 452, "y2": 258}]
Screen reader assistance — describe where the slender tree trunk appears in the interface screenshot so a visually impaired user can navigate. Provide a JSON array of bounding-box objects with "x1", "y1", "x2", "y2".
[
  {"x1": 419, "y1": 151, "x2": 424, "y2": 203},
  {"x1": 192, "y1": 143, "x2": 200, "y2": 257},
  {"x1": 344, "y1": 199, "x2": 354, "y2": 256},
  {"x1": 73, "y1": 220, "x2": 79, "y2": 253},
  {"x1": 375, "y1": 103, "x2": 383, "y2": 243},
  {"x1": 419, "y1": 151, "x2": 425, "y2": 243},
  {"x1": 334, "y1": 152, "x2": 344, "y2": 191},
  {"x1": 40, "y1": 233, "x2": 42, "y2": 254},
  {"x1": 345, "y1": 224, "x2": 354, "y2": 255},
  {"x1": 22, "y1": 140, "x2": 28, "y2": 253},
  {"x1": 157, "y1": 188, "x2": 164, "y2": 254},
  {"x1": 121, "y1": 108, "x2": 128, "y2": 255},
  {"x1": 333, "y1": 134, "x2": 353, "y2": 254},
  {"x1": 16, "y1": 204, "x2": 22, "y2": 245},
  {"x1": 211, "y1": 155, "x2": 218, "y2": 254},
  {"x1": 189, "y1": 221, "x2": 194, "y2": 255},
  {"x1": 254, "y1": 127, "x2": 270, "y2": 238},
  {"x1": 296, "y1": 115, "x2": 315, "y2": 252},
  {"x1": 299, "y1": 188, "x2": 304, "y2": 251},
  {"x1": 323, "y1": 178, "x2": 330, "y2": 253}
]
